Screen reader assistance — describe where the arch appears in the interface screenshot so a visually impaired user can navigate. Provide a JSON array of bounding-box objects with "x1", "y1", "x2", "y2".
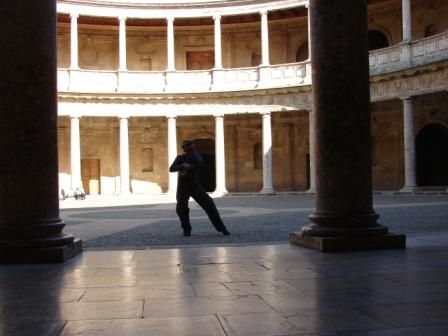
[
  {"x1": 368, "y1": 30, "x2": 389, "y2": 51},
  {"x1": 193, "y1": 138, "x2": 216, "y2": 192},
  {"x1": 424, "y1": 24, "x2": 439, "y2": 37},
  {"x1": 416, "y1": 123, "x2": 448, "y2": 187},
  {"x1": 295, "y1": 41, "x2": 309, "y2": 62}
]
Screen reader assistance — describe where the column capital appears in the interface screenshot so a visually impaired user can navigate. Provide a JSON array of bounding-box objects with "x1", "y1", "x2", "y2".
[
  {"x1": 166, "y1": 16, "x2": 175, "y2": 23},
  {"x1": 213, "y1": 112, "x2": 224, "y2": 118},
  {"x1": 400, "y1": 95, "x2": 414, "y2": 101},
  {"x1": 166, "y1": 112, "x2": 177, "y2": 119},
  {"x1": 119, "y1": 15, "x2": 127, "y2": 22},
  {"x1": 213, "y1": 14, "x2": 221, "y2": 21},
  {"x1": 70, "y1": 12, "x2": 79, "y2": 19},
  {"x1": 69, "y1": 112, "x2": 82, "y2": 119},
  {"x1": 118, "y1": 113, "x2": 130, "y2": 120},
  {"x1": 260, "y1": 111, "x2": 271, "y2": 116},
  {"x1": 260, "y1": 9, "x2": 268, "y2": 16},
  {"x1": 305, "y1": 0, "x2": 310, "y2": 9}
]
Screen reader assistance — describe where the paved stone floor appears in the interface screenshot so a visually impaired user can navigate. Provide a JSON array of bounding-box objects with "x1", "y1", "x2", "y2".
[{"x1": 1, "y1": 194, "x2": 448, "y2": 335}]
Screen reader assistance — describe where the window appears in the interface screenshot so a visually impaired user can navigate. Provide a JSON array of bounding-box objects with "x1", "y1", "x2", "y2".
[{"x1": 142, "y1": 148, "x2": 154, "y2": 172}]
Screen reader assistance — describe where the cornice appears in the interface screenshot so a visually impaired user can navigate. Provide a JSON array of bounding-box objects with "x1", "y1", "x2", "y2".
[
  {"x1": 57, "y1": 0, "x2": 303, "y2": 18},
  {"x1": 58, "y1": 85, "x2": 308, "y2": 103}
]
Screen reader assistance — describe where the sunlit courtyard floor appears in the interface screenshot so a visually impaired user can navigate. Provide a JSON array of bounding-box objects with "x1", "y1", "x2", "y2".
[{"x1": 1, "y1": 194, "x2": 448, "y2": 335}]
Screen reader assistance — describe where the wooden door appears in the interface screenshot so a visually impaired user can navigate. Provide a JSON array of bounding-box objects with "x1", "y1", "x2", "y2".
[{"x1": 81, "y1": 159, "x2": 101, "y2": 195}]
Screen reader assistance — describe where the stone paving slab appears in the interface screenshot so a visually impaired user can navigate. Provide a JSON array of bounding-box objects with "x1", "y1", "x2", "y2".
[
  {"x1": 1, "y1": 238, "x2": 448, "y2": 335},
  {"x1": 2, "y1": 195, "x2": 448, "y2": 335}
]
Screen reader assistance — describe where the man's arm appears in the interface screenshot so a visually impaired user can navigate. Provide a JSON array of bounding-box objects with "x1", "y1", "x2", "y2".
[{"x1": 169, "y1": 155, "x2": 184, "y2": 172}]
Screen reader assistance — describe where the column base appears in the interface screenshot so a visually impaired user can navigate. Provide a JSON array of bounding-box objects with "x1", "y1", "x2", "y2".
[
  {"x1": 212, "y1": 189, "x2": 228, "y2": 197},
  {"x1": 0, "y1": 238, "x2": 83, "y2": 264},
  {"x1": 260, "y1": 188, "x2": 275, "y2": 195},
  {"x1": 399, "y1": 186, "x2": 419, "y2": 193},
  {"x1": 290, "y1": 232, "x2": 405, "y2": 252}
]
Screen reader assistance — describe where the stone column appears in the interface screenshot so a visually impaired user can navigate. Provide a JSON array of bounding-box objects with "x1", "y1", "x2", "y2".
[
  {"x1": 306, "y1": 0, "x2": 311, "y2": 60},
  {"x1": 70, "y1": 13, "x2": 79, "y2": 69},
  {"x1": 290, "y1": 0, "x2": 405, "y2": 252},
  {"x1": 119, "y1": 16, "x2": 127, "y2": 71},
  {"x1": 401, "y1": 97, "x2": 417, "y2": 192},
  {"x1": 70, "y1": 114, "x2": 82, "y2": 191},
  {"x1": 0, "y1": 0, "x2": 82, "y2": 263},
  {"x1": 260, "y1": 9, "x2": 270, "y2": 66},
  {"x1": 214, "y1": 15, "x2": 223, "y2": 69},
  {"x1": 166, "y1": 17, "x2": 175, "y2": 71},
  {"x1": 261, "y1": 112, "x2": 274, "y2": 193},
  {"x1": 214, "y1": 114, "x2": 227, "y2": 195},
  {"x1": 167, "y1": 115, "x2": 178, "y2": 195},
  {"x1": 307, "y1": 110, "x2": 316, "y2": 192},
  {"x1": 402, "y1": 0, "x2": 412, "y2": 42},
  {"x1": 119, "y1": 115, "x2": 131, "y2": 195}
]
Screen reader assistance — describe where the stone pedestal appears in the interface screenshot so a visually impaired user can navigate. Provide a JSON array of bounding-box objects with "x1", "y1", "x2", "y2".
[
  {"x1": 290, "y1": 0, "x2": 405, "y2": 252},
  {"x1": 0, "y1": 0, "x2": 82, "y2": 263}
]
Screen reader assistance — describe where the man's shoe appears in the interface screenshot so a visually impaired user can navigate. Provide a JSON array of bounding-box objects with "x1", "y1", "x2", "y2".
[
  {"x1": 183, "y1": 230, "x2": 191, "y2": 237},
  {"x1": 221, "y1": 227, "x2": 230, "y2": 236}
]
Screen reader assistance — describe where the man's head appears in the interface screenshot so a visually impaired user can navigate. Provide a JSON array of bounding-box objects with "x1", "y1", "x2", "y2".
[{"x1": 181, "y1": 140, "x2": 195, "y2": 154}]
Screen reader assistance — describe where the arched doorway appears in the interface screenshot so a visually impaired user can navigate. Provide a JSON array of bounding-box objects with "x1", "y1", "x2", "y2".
[
  {"x1": 416, "y1": 123, "x2": 448, "y2": 187},
  {"x1": 296, "y1": 42, "x2": 309, "y2": 62},
  {"x1": 193, "y1": 138, "x2": 216, "y2": 192},
  {"x1": 368, "y1": 30, "x2": 389, "y2": 50}
]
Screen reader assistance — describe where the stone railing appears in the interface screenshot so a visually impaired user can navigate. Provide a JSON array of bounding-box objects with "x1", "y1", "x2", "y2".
[
  {"x1": 369, "y1": 30, "x2": 448, "y2": 76},
  {"x1": 58, "y1": 62, "x2": 310, "y2": 93},
  {"x1": 58, "y1": 32, "x2": 448, "y2": 95}
]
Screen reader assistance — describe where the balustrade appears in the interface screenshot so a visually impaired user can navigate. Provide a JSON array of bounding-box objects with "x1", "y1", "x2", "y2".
[{"x1": 57, "y1": 31, "x2": 448, "y2": 94}]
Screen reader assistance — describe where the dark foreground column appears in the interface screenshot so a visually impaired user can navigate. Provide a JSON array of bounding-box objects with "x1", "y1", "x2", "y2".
[
  {"x1": 290, "y1": 0, "x2": 405, "y2": 252},
  {"x1": 0, "y1": 1, "x2": 82, "y2": 263}
]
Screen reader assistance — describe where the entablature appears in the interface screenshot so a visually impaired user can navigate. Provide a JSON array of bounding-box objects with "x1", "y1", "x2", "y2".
[{"x1": 57, "y1": 0, "x2": 304, "y2": 19}]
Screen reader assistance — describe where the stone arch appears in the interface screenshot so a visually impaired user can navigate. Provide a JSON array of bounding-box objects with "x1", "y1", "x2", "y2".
[
  {"x1": 424, "y1": 24, "x2": 439, "y2": 37},
  {"x1": 416, "y1": 123, "x2": 448, "y2": 187},
  {"x1": 368, "y1": 29, "x2": 390, "y2": 50},
  {"x1": 193, "y1": 138, "x2": 216, "y2": 192},
  {"x1": 295, "y1": 41, "x2": 309, "y2": 62}
]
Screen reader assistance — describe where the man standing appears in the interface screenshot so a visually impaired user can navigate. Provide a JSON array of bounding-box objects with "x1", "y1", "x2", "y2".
[{"x1": 170, "y1": 140, "x2": 230, "y2": 236}]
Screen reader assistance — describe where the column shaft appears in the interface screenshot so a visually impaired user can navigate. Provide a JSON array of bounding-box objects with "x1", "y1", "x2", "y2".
[
  {"x1": 0, "y1": 0, "x2": 81, "y2": 263},
  {"x1": 260, "y1": 10, "x2": 270, "y2": 66},
  {"x1": 70, "y1": 13, "x2": 79, "y2": 69},
  {"x1": 119, "y1": 117, "x2": 131, "y2": 194},
  {"x1": 261, "y1": 112, "x2": 273, "y2": 193},
  {"x1": 401, "y1": 97, "x2": 417, "y2": 191},
  {"x1": 307, "y1": 110, "x2": 316, "y2": 192},
  {"x1": 70, "y1": 116, "x2": 82, "y2": 190},
  {"x1": 119, "y1": 16, "x2": 127, "y2": 71},
  {"x1": 215, "y1": 115, "x2": 227, "y2": 194},
  {"x1": 306, "y1": 1, "x2": 311, "y2": 60},
  {"x1": 167, "y1": 17, "x2": 175, "y2": 71},
  {"x1": 214, "y1": 15, "x2": 223, "y2": 69},
  {"x1": 290, "y1": 0, "x2": 405, "y2": 251},
  {"x1": 402, "y1": 0, "x2": 412, "y2": 42},
  {"x1": 167, "y1": 116, "x2": 178, "y2": 194}
]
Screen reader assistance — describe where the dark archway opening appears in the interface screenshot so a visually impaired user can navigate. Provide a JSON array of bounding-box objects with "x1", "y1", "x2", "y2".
[
  {"x1": 368, "y1": 30, "x2": 389, "y2": 51},
  {"x1": 296, "y1": 42, "x2": 309, "y2": 62},
  {"x1": 193, "y1": 138, "x2": 216, "y2": 192},
  {"x1": 416, "y1": 123, "x2": 448, "y2": 187}
]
